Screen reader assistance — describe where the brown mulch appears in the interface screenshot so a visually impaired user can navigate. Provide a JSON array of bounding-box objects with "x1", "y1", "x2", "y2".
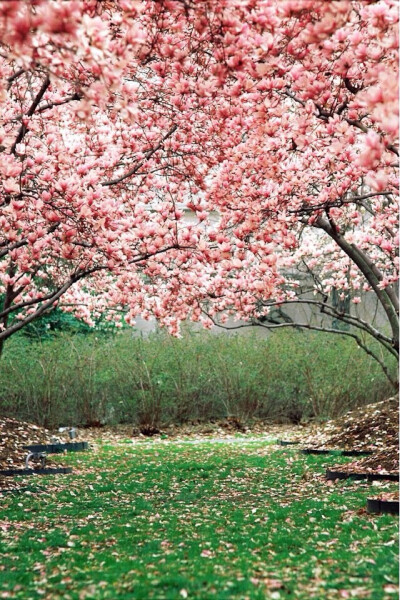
[
  {"x1": 331, "y1": 445, "x2": 399, "y2": 476},
  {"x1": 358, "y1": 446, "x2": 399, "y2": 472},
  {"x1": 274, "y1": 395, "x2": 399, "y2": 476},
  {"x1": 299, "y1": 396, "x2": 399, "y2": 476},
  {"x1": 154, "y1": 417, "x2": 291, "y2": 439},
  {"x1": 82, "y1": 417, "x2": 301, "y2": 442},
  {"x1": 0, "y1": 417, "x2": 49, "y2": 470},
  {"x1": 369, "y1": 491, "x2": 399, "y2": 502},
  {"x1": 298, "y1": 395, "x2": 399, "y2": 452},
  {"x1": 0, "y1": 417, "x2": 73, "y2": 494}
]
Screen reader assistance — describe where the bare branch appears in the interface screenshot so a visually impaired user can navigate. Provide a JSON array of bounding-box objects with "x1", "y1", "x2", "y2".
[
  {"x1": 265, "y1": 298, "x2": 393, "y2": 343},
  {"x1": 204, "y1": 311, "x2": 397, "y2": 388}
]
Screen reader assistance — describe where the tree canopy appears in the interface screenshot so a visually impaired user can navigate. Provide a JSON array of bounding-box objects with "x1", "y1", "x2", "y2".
[{"x1": 0, "y1": 0, "x2": 398, "y2": 373}]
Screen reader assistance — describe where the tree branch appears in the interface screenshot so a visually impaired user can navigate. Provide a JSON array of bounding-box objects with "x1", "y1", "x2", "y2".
[
  {"x1": 288, "y1": 191, "x2": 395, "y2": 216},
  {"x1": 315, "y1": 215, "x2": 399, "y2": 351},
  {"x1": 102, "y1": 124, "x2": 178, "y2": 187},
  {"x1": 10, "y1": 74, "x2": 50, "y2": 154},
  {"x1": 259, "y1": 297, "x2": 397, "y2": 357},
  {"x1": 0, "y1": 276, "x2": 77, "y2": 342},
  {"x1": 283, "y1": 87, "x2": 399, "y2": 156},
  {"x1": 7, "y1": 68, "x2": 26, "y2": 90},
  {"x1": 13, "y1": 92, "x2": 83, "y2": 121},
  {"x1": 204, "y1": 312, "x2": 397, "y2": 388}
]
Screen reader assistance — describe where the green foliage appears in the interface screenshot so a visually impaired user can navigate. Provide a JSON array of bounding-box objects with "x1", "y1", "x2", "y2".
[
  {"x1": 0, "y1": 328, "x2": 395, "y2": 427},
  {"x1": 21, "y1": 308, "x2": 94, "y2": 339},
  {"x1": 0, "y1": 442, "x2": 398, "y2": 599},
  {"x1": 21, "y1": 307, "x2": 125, "y2": 340}
]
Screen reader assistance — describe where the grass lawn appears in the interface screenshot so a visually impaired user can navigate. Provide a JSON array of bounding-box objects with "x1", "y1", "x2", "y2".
[{"x1": 0, "y1": 438, "x2": 398, "y2": 599}]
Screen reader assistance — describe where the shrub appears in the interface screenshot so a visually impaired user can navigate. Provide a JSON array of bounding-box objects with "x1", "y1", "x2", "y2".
[{"x1": 0, "y1": 328, "x2": 395, "y2": 427}]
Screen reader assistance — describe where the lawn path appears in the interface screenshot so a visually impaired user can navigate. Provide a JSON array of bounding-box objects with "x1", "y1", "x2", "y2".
[{"x1": 0, "y1": 438, "x2": 398, "y2": 599}]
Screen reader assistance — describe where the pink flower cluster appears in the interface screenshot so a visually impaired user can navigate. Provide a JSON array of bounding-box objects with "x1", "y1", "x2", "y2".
[{"x1": 0, "y1": 0, "x2": 397, "y2": 344}]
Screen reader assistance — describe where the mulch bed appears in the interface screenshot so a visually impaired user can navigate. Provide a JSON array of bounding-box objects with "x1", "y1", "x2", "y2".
[
  {"x1": 328, "y1": 446, "x2": 399, "y2": 480},
  {"x1": 352, "y1": 446, "x2": 399, "y2": 472},
  {"x1": 279, "y1": 397, "x2": 398, "y2": 479},
  {"x1": 0, "y1": 418, "x2": 49, "y2": 470},
  {"x1": 300, "y1": 395, "x2": 399, "y2": 452},
  {"x1": 0, "y1": 417, "x2": 77, "y2": 493},
  {"x1": 299, "y1": 396, "x2": 399, "y2": 480}
]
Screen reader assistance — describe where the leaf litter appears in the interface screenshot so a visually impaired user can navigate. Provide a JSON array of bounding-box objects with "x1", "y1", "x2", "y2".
[
  {"x1": 285, "y1": 396, "x2": 399, "y2": 476},
  {"x1": 0, "y1": 396, "x2": 398, "y2": 494}
]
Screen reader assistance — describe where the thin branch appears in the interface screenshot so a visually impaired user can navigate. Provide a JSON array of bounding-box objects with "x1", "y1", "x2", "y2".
[
  {"x1": 288, "y1": 191, "x2": 395, "y2": 216},
  {"x1": 259, "y1": 298, "x2": 396, "y2": 354},
  {"x1": 12, "y1": 92, "x2": 83, "y2": 121},
  {"x1": 102, "y1": 124, "x2": 178, "y2": 187},
  {"x1": 10, "y1": 74, "x2": 50, "y2": 154},
  {"x1": 7, "y1": 68, "x2": 25, "y2": 90},
  {"x1": 204, "y1": 312, "x2": 397, "y2": 387}
]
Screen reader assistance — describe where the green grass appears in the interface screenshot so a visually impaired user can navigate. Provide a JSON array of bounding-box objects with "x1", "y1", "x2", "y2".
[{"x1": 0, "y1": 440, "x2": 398, "y2": 599}]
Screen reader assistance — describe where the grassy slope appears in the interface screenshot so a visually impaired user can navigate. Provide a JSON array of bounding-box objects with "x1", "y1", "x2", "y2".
[{"x1": 0, "y1": 439, "x2": 398, "y2": 600}]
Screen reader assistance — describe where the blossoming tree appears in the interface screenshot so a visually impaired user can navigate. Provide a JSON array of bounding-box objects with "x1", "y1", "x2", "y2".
[
  {"x1": 196, "y1": 0, "x2": 399, "y2": 385},
  {"x1": 0, "y1": 0, "x2": 398, "y2": 384},
  {"x1": 132, "y1": 0, "x2": 398, "y2": 384},
  {"x1": 0, "y1": 0, "x2": 231, "y2": 349}
]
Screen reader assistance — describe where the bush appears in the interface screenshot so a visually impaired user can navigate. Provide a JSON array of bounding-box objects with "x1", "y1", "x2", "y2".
[{"x1": 0, "y1": 328, "x2": 395, "y2": 427}]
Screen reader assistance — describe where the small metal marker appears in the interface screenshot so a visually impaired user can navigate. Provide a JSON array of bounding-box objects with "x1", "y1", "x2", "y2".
[{"x1": 25, "y1": 452, "x2": 46, "y2": 469}]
